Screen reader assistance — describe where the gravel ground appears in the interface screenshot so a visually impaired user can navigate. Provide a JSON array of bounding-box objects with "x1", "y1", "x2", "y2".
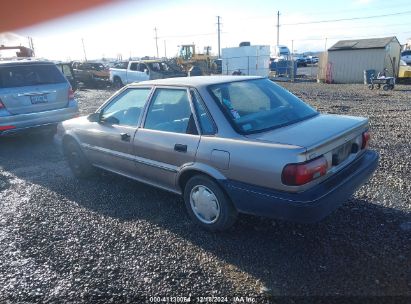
[{"x1": 0, "y1": 84, "x2": 410, "y2": 303}]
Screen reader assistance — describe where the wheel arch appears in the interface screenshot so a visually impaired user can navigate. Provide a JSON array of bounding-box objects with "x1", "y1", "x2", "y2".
[
  {"x1": 61, "y1": 132, "x2": 83, "y2": 155},
  {"x1": 177, "y1": 163, "x2": 227, "y2": 192}
]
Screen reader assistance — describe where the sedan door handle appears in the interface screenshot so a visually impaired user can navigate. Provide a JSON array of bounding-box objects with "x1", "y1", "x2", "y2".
[
  {"x1": 120, "y1": 133, "x2": 131, "y2": 142},
  {"x1": 174, "y1": 144, "x2": 187, "y2": 152}
]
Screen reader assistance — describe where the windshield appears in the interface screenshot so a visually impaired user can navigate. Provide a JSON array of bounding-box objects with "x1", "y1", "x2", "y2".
[
  {"x1": 208, "y1": 78, "x2": 318, "y2": 134},
  {"x1": 147, "y1": 62, "x2": 169, "y2": 72},
  {"x1": 89, "y1": 63, "x2": 105, "y2": 71}
]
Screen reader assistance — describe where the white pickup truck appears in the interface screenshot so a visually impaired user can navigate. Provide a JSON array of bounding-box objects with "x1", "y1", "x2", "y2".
[{"x1": 109, "y1": 60, "x2": 186, "y2": 88}]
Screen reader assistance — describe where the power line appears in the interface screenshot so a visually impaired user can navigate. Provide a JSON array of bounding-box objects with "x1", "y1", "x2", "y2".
[
  {"x1": 158, "y1": 32, "x2": 216, "y2": 39},
  {"x1": 282, "y1": 10, "x2": 411, "y2": 26},
  {"x1": 282, "y1": 1, "x2": 411, "y2": 18},
  {"x1": 287, "y1": 30, "x2": 411, "y2": 43}
]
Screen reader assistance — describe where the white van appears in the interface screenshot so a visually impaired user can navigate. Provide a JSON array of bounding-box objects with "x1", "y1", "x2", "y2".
[{"x1": 274, "y1": 45, "x2": 290, "y2": 60}]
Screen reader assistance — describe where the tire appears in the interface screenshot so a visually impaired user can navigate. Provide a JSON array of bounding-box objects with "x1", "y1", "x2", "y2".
[
  {"x1": 383, "y1": 84, "x2": 389, "y2": 91},
  {"x1": 183, "y1": 175, "x2": 238, "y2": 232},
  {"x1": 113, "y1": 77, "x2": 123, "y2": 89},
  {"x1": 368, "y1": 84, "x2": 374, "y2": 90},
  {"x1": 63, "y1": 138, "x2": 95, "y2": 178},
  {"x1": 41, "y1": 124, "x2": 57, "y2": 139},
  {"x1": 390, "y1": 84, "x2": 394, "y2": 90},
  {"x1": 376, "y1": 84, "x2": 381, "y2": 89}
]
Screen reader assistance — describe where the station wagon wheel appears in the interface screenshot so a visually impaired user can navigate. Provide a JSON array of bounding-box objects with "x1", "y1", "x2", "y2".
[
  {"x1": 184, "y1": 175, "x2": 238, "y2": 231},
  {"x1": 64, "y1": 139, "x2": 95, "y2": 179}
]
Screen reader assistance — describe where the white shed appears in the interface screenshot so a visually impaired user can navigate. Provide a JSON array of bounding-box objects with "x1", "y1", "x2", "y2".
[
  {"x1": 327, "y1": 37, "x2": 401, "y2": 83},
  {"x1": 221, "y1": 45, "x2": 270, "y2": 77}
]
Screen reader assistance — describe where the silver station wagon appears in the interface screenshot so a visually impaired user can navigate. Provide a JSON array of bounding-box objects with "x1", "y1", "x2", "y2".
[
  {"x1": 0, "y1": 60, "x2": 79, "y2": 135},
  {"x1": 56, "y1": 76, "x2": 378, "y2": 231}
]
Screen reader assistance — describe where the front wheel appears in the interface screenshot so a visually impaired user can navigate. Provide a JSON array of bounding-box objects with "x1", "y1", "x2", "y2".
[
  {"x1": 184, "y1": 175, "x2": 238, "y2": 231},
  {"x1": 64, "y1": 139, "x2": 95, "y2": 178},
  {"x1": 368, "y1": 84, "x2": 374, "y2": 90},
  {"x1": 383, "y1": 84, "x2": 389, "y2": 91}
]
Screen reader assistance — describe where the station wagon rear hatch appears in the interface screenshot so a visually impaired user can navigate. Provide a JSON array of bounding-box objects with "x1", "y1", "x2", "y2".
[{"x1": 0, "y1": 63, "x2": 69, "y2": 115}]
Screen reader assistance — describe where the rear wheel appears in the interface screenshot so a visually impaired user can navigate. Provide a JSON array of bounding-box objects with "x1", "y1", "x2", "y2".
[
  {"x1": 184, "y1": 175, "x2": 238, "y2": 231},
  {"x1": 64, "y1": 138, "x2": 95, "y2": 178},
  {"x1": 113, "y1": 77, "x2": 123, "y2": 89},
  {"x1": 383, "y1": 84, "x2": 389, "y2": 91}
]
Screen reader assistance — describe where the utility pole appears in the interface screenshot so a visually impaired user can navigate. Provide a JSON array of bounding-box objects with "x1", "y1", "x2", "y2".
[
  {"x1": 154, "y1": 27, "x2": 159, "y2": 58},
  {"x1": 276, "y1": 11, "x2": 280, "y2": 46},
  {"x1": 217, "y1": 16, "x2": 221, "y2": 59},
  {"x1": 324, "y1": 37, "x2": 328, "y2": 52},
  {"x1": 27, "y1": 36, "x2": 35, "y2": 56},
  {"x1": 164, "y1": 40, "x2": 167, "y2": 58},
  {"x1": 81, "y1": 38, "x2": 87, "y2": 61}
]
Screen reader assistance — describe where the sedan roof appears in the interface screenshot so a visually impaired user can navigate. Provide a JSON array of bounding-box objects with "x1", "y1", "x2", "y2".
[{"x1": 132, "y1": 75, "x2": 263, "y2": 88}]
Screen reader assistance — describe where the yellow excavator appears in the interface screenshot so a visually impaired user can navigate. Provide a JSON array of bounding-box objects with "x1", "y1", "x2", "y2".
[{"x1": 176, "y1": 44, "x2": 220, "y2": 75}]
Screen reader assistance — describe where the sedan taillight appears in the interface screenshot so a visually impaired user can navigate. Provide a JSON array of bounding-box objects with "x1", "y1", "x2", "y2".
[
  {"x1": 282, "y1": 156, "x2": 328, "y2": 186},
  {"x1": 361, "y1": 131, "x2": 370, "y2": 149}
]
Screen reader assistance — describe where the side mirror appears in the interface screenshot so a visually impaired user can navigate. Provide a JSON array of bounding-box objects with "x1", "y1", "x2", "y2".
[
  {"x1": 144, "y1": 68, "x2": 149, "y2": 75},
  {"x1": 87, "y1": 112, "x2": 100, "y2": 122},
  {"x1": 100, "y1": 116, "x2": 119, "y2": 125}
]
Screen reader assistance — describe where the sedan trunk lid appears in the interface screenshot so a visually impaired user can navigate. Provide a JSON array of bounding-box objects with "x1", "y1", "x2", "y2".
[{"x1": 246, "y1": 114, "x2": 368, "y2": 160}]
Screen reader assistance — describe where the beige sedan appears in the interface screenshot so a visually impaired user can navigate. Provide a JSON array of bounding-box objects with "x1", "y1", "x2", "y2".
[{"x1": 56, "y1": 76, "x2": 378, "y2": 231}]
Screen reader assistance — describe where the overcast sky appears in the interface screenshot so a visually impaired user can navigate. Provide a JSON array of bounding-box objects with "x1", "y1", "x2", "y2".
[{"x1": 1, "y1": 0, "x2": 411, "y2": 60}]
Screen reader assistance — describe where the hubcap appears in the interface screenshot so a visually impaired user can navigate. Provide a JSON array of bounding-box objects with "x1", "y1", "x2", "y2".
[
  {"x1": 68, "y1": 147, "x2": 81, "y2": 171},
  {"x1": 190, "y1": 185, "x2": 220, "y2": 224}
]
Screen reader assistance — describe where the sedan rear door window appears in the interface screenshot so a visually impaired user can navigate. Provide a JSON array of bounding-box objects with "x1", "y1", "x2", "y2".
[{"x1": 144, "y1": 88, "x2": 197, "y2": 134}]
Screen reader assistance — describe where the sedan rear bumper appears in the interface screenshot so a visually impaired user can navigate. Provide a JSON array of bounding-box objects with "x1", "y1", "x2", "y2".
[
  {"x1": 221, "y1": 150, "x2": 379, "y2": 223},
  {"x1": 0, "y1": 103, "x2": 78, "y2": 135}
]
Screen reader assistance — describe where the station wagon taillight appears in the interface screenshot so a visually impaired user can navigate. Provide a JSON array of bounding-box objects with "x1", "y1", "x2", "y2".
[
  {"x1": 68, "y1": 88, "x2": 75, "y2": 100},
  {"x1": 361, "y1": 131, "x2": 370, "y2": 149},
  {"x1": 0, "y1": 125, "x2": 16, "y2": 131},
  {"x1": 282, "y1": 157, "x2": 328, "y2": 186}
]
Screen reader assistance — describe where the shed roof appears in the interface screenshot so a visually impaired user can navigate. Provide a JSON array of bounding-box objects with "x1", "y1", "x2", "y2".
[{"x1": 328, "y1": 36, "x2": 399, "y2": 51}]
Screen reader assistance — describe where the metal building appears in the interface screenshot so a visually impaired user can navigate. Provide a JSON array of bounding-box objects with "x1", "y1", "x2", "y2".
[{"x1": 327, "y1": 37, "x2": 401, "y2": 83}]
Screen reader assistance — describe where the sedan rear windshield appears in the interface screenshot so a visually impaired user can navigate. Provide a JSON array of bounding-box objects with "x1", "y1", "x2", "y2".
[
  {"x1": 208, "y1": 78, "x2": 318, "y2": 134},
  {"x1": 0, "y1": 64, "x2": 66, "y2": 88}
]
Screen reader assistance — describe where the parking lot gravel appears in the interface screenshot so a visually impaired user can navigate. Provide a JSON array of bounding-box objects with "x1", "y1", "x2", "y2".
[{"x1": 0, "y1": 83, "x2": 410, "y2": 303}]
